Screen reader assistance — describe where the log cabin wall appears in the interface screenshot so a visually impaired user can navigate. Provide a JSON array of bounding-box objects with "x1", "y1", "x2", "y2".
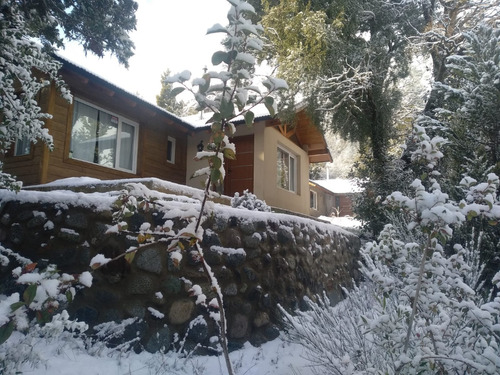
[
  {"x1": 1, "y1": 86, "x2": 51, "y2": 185},
  {"x1": 2, "y1": 60, "x2": 192, "y2": 187}
]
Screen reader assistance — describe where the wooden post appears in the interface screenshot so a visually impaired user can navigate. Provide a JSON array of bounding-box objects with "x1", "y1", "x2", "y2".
[{"x1": 40, "y1": 81, "x2": 57, "y2": 184}]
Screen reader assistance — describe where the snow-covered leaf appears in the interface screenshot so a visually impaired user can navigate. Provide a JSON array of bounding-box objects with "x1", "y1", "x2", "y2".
[
  {"x1": 206, "y1": 23, "x2": 229, "y2": 35},
  {"x1": 235, "y1": 52, "x2": 255, "y2": 65}
]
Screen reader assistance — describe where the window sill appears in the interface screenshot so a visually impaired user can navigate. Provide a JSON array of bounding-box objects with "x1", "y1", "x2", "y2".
[{"x1": 64, "y1": 156, "x2": 138, "y2": 176}]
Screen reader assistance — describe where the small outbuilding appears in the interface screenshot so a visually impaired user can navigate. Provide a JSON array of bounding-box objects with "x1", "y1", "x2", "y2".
[{"x1": 309, "y1": 178, "x2": 362, "y2": 217}]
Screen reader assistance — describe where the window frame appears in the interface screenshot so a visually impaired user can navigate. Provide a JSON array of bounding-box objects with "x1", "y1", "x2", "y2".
[
  {"x1": 277, "y1": 146, "x2": 297, "y2": 193},
  {"x1": 14, "y1": 136, "x2": 31, "y2": 156},
  {"x1": 167, "y1": 136, "x2": 176, "y2": 164},
  {"x1": 310, "y1": 190, "x2": 318, "y2": 210},
  {"x1": 335, "y1": 195, "x2": 341, "y2": 209},
  {"x1": 69, "y1": 98, "x2": 139, "y2": 173}
]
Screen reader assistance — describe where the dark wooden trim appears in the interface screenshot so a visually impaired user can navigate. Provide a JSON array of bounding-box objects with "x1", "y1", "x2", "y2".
[{"x1": 40, "y1": 82, "x2": 57, "y2": 184}]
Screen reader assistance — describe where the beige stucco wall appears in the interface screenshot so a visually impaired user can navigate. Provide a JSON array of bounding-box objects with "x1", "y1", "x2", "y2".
[
  {"x1": 258, "y1": 126, "x2": 309, "y2": 214},
  {"x1": 186, "y1": 121, "x2": 311, "y2": 215}
]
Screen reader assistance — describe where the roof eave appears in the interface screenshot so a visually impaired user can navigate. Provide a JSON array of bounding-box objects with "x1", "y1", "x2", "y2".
[{"x1": 55, "y1": 54, "x2": 197, "y2": 132}]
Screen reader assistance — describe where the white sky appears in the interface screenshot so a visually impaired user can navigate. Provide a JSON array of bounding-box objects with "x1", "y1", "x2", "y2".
[{"x1": 57, "y1": 0, "x2": 230, "y2": 103}]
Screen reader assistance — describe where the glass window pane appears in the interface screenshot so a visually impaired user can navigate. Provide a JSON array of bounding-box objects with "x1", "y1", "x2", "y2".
[
  {"x1": 289, "y1": 155, "x2": 295, "y2": 192},
  {"x1": 70, "y1": 101, "x2": 99, "y2": 163},
  {"x1": 119, "y1": 122, "x2": 135, "y2": 170},
  {"x1": 277, "y1": 148, "x2": 288, "y2": 190},
  {"x1": 70, "y1": 100, "x2": 137, "y2": 172},
  {"x1": 95, "y1": 111, "x2": 117, "y2": 168},
  {"x1": 167, "y1": 137, "x2": 176, "y2": 164},
  {"x1": 70, "y1": 101, "x2": 118, "y2": 168},
  {"x1": 278, "y1": 148, "x2": 296, "y2": 191},
  {"x1": 15, "y1": 137, "x2": 31, "y2": 156}
]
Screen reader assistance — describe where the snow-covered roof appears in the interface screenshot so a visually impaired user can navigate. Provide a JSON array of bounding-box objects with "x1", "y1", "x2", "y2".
[
  {"x1": 57, "y1": 54, "x2": 280, "y2": 132},
  {"x1": 311, "y1": 179, "x2": 363, "y2": 194},
  {"x1": 55, "y1": 54, "x2": 197, "y2": 131},
  {"x1": 183, "y1": 103, "x2": 272, "y2": 129}
]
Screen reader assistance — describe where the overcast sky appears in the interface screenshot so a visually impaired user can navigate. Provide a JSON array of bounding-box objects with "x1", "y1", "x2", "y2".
[{"x1": 58, "y1": 0, "x2": 229, "y2": 103}]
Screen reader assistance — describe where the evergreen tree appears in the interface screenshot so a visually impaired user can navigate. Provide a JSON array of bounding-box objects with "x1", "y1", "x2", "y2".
[
  {"x1": 319, "y1": 0, "x2": 422, "y2": 168},
  {"x1": 319, "y1": 0, "x2": 423, "y2": 234},
  {"x1": 12, "y1": 0, "x2": 137, "y2": 66},
  {"x1": 156, "y1": 69, "x2": 195, "y2": 116},
  {"x1": 422, "y1": 25, "x2": 500, "y2": 288},
  {"x1": 0, "y1": 0, "x2": 138, "y2": 188},
  {"x1": 250, "y1": 0, "x2": 424, "y2": 234},
  {"x1": 259, "y1": 0, "x2": 328, "y2": 95}
]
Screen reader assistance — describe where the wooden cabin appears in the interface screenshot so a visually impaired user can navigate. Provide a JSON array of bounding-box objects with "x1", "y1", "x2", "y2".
[
  {"x1": 2, "y1": 56, "x2": 194, "y2": 186},
  {"x1": 3, "y1": 57, "x2": 332, "y2": 216},
  {"x1": 309, "y1": 179, "x2": 361, "y2": 217}
]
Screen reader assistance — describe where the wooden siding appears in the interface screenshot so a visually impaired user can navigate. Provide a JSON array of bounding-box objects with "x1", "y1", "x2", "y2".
[
  {"x1": 335, "y1": 194, "x2": 354, "y2": 216},
  {"x1": 309, "y1": 186, "x2": 355, "y2": 217},
  {"x1": 2, "y1": 150, "x2": 43, "y2": 186},
  {"x1": 309, "y1": 180, "x2": 356, "y2": 217},
  {"x1": 2, "y1": 87, "x2": 51, "y2": 185},
  {"x1": 224, "y1": 135, "x2": 254, "y2": 196},
  {"x1": 4, "y1": 64, "x2": 190, "y2": 187},
  {"x1": 140, "y1": 120, "x2": 187, "y2": 184}
]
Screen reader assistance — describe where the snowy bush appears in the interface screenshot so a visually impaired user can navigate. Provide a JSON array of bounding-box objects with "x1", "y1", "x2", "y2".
[
  {"x1": 0, "y1": 245, "x2": 89, "y2": 373},
  {"x1": 280, "y1": 284, "x2": 385, "y2": 375},
  {"x1": 283, "y1": 124, "x2": 500, "y2": 374},
  {"x1": 231, "y1": 189, "x2": 271, "y2": 212},
  {"x1": 117, "y1": 1, "x2": 287, "y2": 373}
]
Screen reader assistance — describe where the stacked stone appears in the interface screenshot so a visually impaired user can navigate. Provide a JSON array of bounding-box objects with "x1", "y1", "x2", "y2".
[{"x1": 0, "y1": 198, "x2": 360, "y2": 353}]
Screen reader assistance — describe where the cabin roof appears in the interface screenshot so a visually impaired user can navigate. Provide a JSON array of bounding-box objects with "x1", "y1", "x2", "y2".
[
  {"x1": 55, "y1": 55, "x2": 197, "y2": 132},
  {"x1": 311, "y1": 179, "x2": 363, "y2": 194}
]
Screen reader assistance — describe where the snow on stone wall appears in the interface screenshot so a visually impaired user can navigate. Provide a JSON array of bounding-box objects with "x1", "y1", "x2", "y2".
[{"x1": 0, "y1": 193, "x2": 360, "y2": 352}]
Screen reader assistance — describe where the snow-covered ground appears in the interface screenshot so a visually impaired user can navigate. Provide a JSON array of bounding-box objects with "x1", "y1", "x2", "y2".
[
  {"x1": 10, "y1": 332, "x2": 314, "y2": 375},
  {"x1": 319, "y1": 215, "x2": 362, "y2": 235}
]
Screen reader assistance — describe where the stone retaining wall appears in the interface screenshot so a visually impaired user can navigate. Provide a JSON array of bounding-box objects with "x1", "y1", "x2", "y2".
[{"x1": 0, "y1": 190, "x2": 360, "y2": 353}]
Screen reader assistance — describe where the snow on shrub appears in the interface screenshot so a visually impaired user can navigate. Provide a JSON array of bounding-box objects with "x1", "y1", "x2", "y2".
[
  {"x1": 231, "y1": 189, "x2": 271, "y2": 212},
  {"x1": 282, "y1": 124, "x2": 500, "y2": 374},
  {"x1": 0, "y1": 245, "x2": 90, "y2": 374}
]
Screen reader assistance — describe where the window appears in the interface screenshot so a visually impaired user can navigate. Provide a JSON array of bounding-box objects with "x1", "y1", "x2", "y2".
[
  {"x1": 335, "y1": 196, "x2": 341, "y2": 209},
  {"x1": 69, "y1": 99, "x2": 138, "y2": 172},
  {"x1": 14, "y1": 137, "x2": 31, "y2": 156},
  {"x1": 310, "y1": 190, "x2": 317, "y2": 210},
  {"x1": 167, "y1": 136, "x2": 176, "y2": 164},
  {"x1": 277, "y1": 146, "x2": 296, "y2": 192}
]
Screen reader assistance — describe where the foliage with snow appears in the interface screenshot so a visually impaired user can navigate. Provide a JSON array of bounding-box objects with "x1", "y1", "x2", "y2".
[
  {"x1": 231, "y1": 189, "x2": 271, "y2": 212},
  {"x1": 283, "y1": 122, "x2": 500, "y2": 374},
  {"x1": 0, "y1": 2, "x2": 71, "y2": 189},
  {"x1": 414, "y1": 24, "x2": 500, "y2": 288},
  {"x1": 0, "y1": 0, "x2": 138, "y2": 189},
  {"x1": 0, "y1": 244, "x2": 90, "y2": 372}
]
